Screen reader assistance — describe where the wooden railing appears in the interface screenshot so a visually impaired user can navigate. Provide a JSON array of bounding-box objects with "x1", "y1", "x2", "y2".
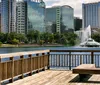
[
  {"x1": 1, "y1": 49, "x2": 100, "y2": 84},
  {"x1": 50, "y1": 50, "x2": 100, "y2": 70},
  {"x1": 0, "y1": 50, "x2": 50, "y2": 84}
]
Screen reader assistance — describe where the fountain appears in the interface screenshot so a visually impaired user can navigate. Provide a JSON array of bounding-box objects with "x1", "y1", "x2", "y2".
[{"x1": 80, "y1": 25, "x2": 100, "y2": 47}]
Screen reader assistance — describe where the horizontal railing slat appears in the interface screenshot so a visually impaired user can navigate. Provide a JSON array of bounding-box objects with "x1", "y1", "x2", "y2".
[{"x1": 0, "y1": 50, "x2": 50, "y2": 84}]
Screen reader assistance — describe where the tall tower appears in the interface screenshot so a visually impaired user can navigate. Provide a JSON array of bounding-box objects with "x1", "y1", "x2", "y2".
[
  {"x1": 16, "y1": 1, "x2": 27, "y2": 34},
  {"x1": 82, "y1": 2, "x2": 100, "y2": 29},
  {"x1": 9, "y1": 0, "x2": 16, "y2": 32},
  {"x1": 1, "y1": 0, "x2": 9, "y2": 33},
  {"x1": 1, "y1": 0, "x2": 16, "y2": 33}
]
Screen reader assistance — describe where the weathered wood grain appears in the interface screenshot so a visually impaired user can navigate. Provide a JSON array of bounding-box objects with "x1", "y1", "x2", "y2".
[{"x1": 7, "y1": 70, "x2": 100, "y2": 85}]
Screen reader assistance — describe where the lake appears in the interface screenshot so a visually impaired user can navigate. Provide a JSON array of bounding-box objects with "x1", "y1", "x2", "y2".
[
  {"x1": 0, "y1": 46, "x2": 100, "y2": 54},
  {"x1": 1, "y1": 46, "x2": 100, "y2": 69}
]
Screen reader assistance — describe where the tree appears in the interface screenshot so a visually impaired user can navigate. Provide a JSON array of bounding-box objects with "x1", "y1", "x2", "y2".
[
  {"x1": 27, "y1": 30, "x2": 35, "y2": 43},
  {"x1": 6, "y1": 32, "x2": 18, "y2": 44},
  {"x1": 40, "y1": 32, "x2": 50, "y2": 43},
  {"x1": 34, "y1": 30, "x2": 40, "y2": 43},
  {"x1": 11, "y1": 39, "x2": 19, "y2": 44},
  {"x1": 54, "y1": 32, "x2": 61, "y2": 43},
  {"x1": 16, "y1": 33, "x2": 27, "y2": 43},
  {"x1": 92, "y1": 33, "x2": 100, "y2": 42},
  {"x1": 63, "y1": 32, "x2": 77, "y2": 46},
  {"x1": 0, "y1": 41, "x2": 2, "y2": 47},
  {"x1": 0, "y1": 33, "x2": 6, "y2": 43}
]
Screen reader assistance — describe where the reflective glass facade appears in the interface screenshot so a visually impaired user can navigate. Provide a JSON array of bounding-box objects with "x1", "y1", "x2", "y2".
[
  {"x1": 9, "y1": 0, "x2": 16, "y2": 32},
  {"x1": 82, "y1": 2, "x2": 100, "y2": 29},
  {"x1": 46, "y1": 5, "x2": 74, "y2": 33},
  {"x1": 27, "y1": 1, "x2": 45, "y2": 32},
  {"x1": 62, "y1": 6, "x2": 74, "y2": 31},
  {"x1": 45, "y1": 8, "x2": 56, "y2": 33},
  {"x1": 1, "y1": 0, "x2": 16, "y2": 33},
  {"x1": 1, "y1": 0, "x2": 9, "y2": 33}
]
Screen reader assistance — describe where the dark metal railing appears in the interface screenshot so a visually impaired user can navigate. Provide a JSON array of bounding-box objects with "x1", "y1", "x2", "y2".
[
  {"x1": 50, "y1": 50, "x2": 100, "y2": 70},
  {"x1": 1, "y1": 49, "x2": 100, "y2": 84}
]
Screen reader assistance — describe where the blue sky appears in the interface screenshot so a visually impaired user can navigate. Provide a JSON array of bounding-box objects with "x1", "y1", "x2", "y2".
[{"x1": 44, "y1": 0, "x2": 100, "y2": 18}]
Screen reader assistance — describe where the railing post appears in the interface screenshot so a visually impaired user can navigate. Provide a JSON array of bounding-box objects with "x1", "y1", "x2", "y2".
[
  {"x1": 69, "y1": 52, "x2": 71, "y2": 70},
  {"x1": 0, "y1": 58, "x2": 1, "y2": 85},
  {"x1": 20, "y1": 55, "x2": 24, "y2": 79},
  {"x1": 42, "y1": 53, "x2": 45, "y2": 71},
  {"x1": 29, "y1": 54, "x2": 32, "y2": 76},
  {"x1": 9, "y1": 57, "x2": 14, "y2": 83},
  {"x1": 47, "y1": 52, "x2": 50, "y2": 69},
  {"x1": 80, "y1": 55, "x2": 82, "y2": 65},
  {"x1": 91, "y1": 52, "x2": 94, "y2": 64},
  {"x1": 36, "y1": 54, "x2": 39, "y2": 73}
]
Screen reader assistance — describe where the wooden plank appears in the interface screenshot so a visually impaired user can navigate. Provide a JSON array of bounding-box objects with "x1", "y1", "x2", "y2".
[
  {"x1": 20, "y1": 55, "x2": 24, "y2": 79},
  {"x1": 36, "y1": 54, "x2": 39, "y2": 73},
  {"x1": 29, "y1": 54, "x2": 32, "y2": 76},
  {"x1": 9, "y1": 57, "x2": 14, "y2": 83},
  {"x1": 0, "y1": 50, "x2": 50, "y2": 58},
  {"x1": 74, "y1": 64, "x2": 95, "y2": 69},
  {"x1": 2, "y1": 62, "x2": 7, "y2": 80},
  {"x1": 7, "y1": 70, "x2": 100, "y2": 85},
  {"x1": 72, "y1": 64, "x2": 100, "y2": 74},
  {"x1": 0, "y1": 58, "x2": 1, "y2": 85}
]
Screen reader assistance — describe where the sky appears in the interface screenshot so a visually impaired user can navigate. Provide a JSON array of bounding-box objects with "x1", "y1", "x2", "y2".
[{"x1": 44, "y1": 0, "x2": 100, "y2": 18}]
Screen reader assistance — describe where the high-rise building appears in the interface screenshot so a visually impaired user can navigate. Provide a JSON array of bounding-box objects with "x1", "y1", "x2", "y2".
[
  {"x1": 82, "y1": 2, "x2": 100, "y2": 29},
  {"x1": 0, "y1": 3, "x2": 1, "y2": 32},
  {"x1": 1, "y1": 0, "x2": 9, "y2": 33},
  {"x1": 9, "y1": 0, "x2": 16, "y2": 32},
  {"x1": 45, "y1": 7, "x2": 56, "y2": 33},
  {"x1": 16, "y1": 1, "x2": 27, "y2": 34},
  {"x1": 26, "y1": 0, "x2": 45, "y2": 32},
  {"x1": 0, "y1": 14, "x2": 1, "y2": 32},
  {"x1": 16, "y1": 0, "x2": 45, "y2": 34},
  {"x1": 46, "y1": 5, "x2": 74, "y2": 33},
  {"x1": 1, "y1": 0, "x2": 16, "y2": 33}
]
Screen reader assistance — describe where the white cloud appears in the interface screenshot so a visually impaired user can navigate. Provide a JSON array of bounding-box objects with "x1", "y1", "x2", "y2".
[{"x1": 44, "y1": 0, "x2": 100, "y2": 18}]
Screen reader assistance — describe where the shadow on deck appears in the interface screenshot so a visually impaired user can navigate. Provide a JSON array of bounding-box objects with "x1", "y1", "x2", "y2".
[{"x1": 3, "y1": 70, "x2": 100, "y2": 85}]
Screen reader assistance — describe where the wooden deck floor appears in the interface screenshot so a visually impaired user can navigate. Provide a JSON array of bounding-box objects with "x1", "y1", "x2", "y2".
[{"x1": 6, "y1": 70, "x2": 100, "y2": 85}]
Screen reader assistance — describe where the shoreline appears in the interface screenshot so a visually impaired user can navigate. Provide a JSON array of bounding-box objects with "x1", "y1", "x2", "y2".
[{"x1": 0, "y1": 44, "x2": 65, "y2": 48}]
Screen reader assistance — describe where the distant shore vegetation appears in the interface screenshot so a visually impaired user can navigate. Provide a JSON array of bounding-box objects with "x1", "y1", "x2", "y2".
[{"x1": 0, "y1": 30, "x2": 77, "y2": 47}]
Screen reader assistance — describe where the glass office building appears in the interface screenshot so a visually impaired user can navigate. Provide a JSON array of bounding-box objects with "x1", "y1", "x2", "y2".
[
  {"x1": 46, "y1": 5, "x2": 74, "y2": 33},
  {"x1": 1, "y1": 0, "x2": 9, "y2": 33},
  {"x1": 27, "y1": 1, "x2": 45, "y2": 32},
  {"x1": 61, "y1": 6, "x2": 74, "y2": 31},
  {"x1": 9, "y1": 0, "x2": 16, "y2": 32},
  {"x1": 45, "y1": 7, "x2": 56, "y2": 33},
  {"x1": 1, "y1": 0, "x2": 16, "y2": 33},
  {"x1": 82, "y1": 2, "x2": 100, "y2": 29}
]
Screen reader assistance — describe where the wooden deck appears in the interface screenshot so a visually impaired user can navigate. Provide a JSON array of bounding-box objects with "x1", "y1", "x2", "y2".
[{"x1": 6, "y1": 70, "x2": 100, "y2": 85}]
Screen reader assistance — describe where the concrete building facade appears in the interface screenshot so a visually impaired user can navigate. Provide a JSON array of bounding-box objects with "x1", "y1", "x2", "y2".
[{"x1": 16, "y1": 1, "x2": 27, "y2": 34}]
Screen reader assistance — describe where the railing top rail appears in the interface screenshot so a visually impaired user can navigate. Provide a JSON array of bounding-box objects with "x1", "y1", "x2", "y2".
[
  {"x1": 0, "y1": 49, "x2": 50, "y2": 58},
  {"x1": 50, "y1": 50, "x2": 100, "y2": 52}
]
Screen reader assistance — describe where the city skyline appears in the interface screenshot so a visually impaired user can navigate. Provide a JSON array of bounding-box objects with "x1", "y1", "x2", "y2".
[
  {"x1": 44, "y1": 0, "x2": 100, "y2": 18},
  {"x1": 0, "y1": 0, "x2": 100, "y2": 18}
]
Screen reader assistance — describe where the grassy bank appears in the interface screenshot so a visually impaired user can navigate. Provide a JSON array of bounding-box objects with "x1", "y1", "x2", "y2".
[{"x1": 0, "y1": 44, "x2": 64, "y2": 48}]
